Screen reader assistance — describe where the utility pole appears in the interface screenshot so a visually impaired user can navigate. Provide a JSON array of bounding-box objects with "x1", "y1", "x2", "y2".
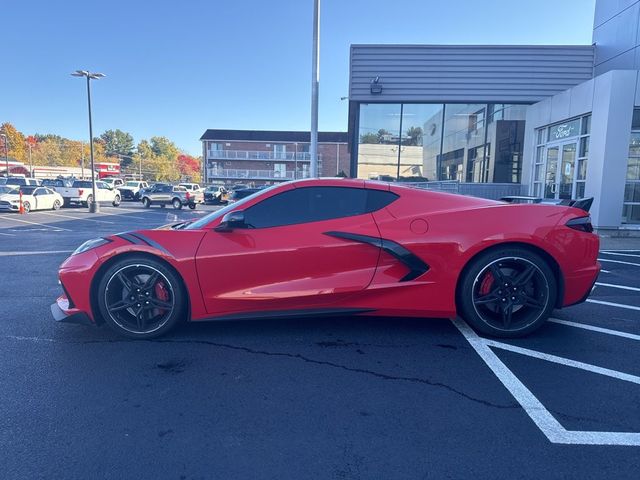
[{"x1": 309, "y1": 0, "x2": 320, "y2": 178}]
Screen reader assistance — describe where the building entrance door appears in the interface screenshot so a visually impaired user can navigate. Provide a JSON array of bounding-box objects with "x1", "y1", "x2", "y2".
[{"x1": 544, "y1": 141, "x2": 577, "y2": 200}]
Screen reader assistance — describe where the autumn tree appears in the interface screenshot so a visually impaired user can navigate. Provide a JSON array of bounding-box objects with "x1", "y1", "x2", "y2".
[
  {"x1": 1, "y1": 122, "x2": 27, "y2": 162},
  {"x1": 177, "y1": 154, "x2": 201, "y2": 182}
]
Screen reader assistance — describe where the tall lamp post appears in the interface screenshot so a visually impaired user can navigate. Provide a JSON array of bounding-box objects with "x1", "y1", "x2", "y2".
[
  {"x1": 309, "y1": 0, "x2": 320, "y2": 178},
  {"x1": 71, "y1": 70, "x2": 105, "y2": 213},
  {"x1": 1, "y1": 132, "x2": 9, "y2": 177}
]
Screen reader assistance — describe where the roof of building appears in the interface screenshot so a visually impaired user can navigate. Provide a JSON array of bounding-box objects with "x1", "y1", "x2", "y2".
[{"x1": 200, "y1": 129, "x2": 348, "y2": 143}]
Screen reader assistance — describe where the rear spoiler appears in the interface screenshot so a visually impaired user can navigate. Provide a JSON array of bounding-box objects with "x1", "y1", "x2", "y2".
[{"x1": 500, "y1": 196, "x2": 594, "y2": 213}]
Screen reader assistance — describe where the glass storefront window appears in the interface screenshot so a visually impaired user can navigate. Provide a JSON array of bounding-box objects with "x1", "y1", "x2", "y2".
[
  {"x1": 357, "y1": 104, "x2": 402, "y2": 180},
  {"x1": 357, "y1": 103, "x2": 526, "y2": 183},
  {"x1": 623, "y1": 114, "x2": 640, "y2": 224}
]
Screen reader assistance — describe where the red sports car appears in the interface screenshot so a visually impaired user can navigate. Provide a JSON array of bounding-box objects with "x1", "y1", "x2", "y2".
[{"x1": 51, "y1": 178, "x2": 600, "y2": 339}]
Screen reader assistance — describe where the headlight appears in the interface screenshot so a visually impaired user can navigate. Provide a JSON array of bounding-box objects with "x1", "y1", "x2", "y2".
[{"x1": 72, "y1": 237, "x2": 112, "y2": 255}]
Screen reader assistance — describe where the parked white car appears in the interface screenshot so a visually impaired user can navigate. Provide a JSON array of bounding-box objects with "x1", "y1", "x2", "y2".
[
  {"x1": 0, "y1": 186, "x2": 64, "y2": 213},
  {"x1": 57, "y1": 180, "x2": 121, "y2": 207}
]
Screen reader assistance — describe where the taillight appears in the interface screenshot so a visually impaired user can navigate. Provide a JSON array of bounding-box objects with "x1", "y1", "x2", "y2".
[
  {"x1": 566, "y1": 216, "x2": 593, "y2": 233},
  {"x1": 185, "y1": 192, "x2": 191, "y2": 200},
  {"x1": 78, "y1": 188, "x2": 84, "y2": 196}
]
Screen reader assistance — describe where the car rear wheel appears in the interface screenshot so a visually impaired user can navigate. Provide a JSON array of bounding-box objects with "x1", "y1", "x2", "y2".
[
  {"x1": 84, "y1": 194, "x2": 93, "y2": 208},
  {"x1": 52, "y1": 200, "x2": 61, "y2": 210},
  {"x1": 142, "y1": 197, "x2": 151, "y2": 208},
  {"x1": 112, "y1": 195, "x2": 121, "y2": 207},
  {"x1": 172, "y1": 198, "x2": 182, "y2": 210},
  {"x1": 457, "y1": 247, "x2": 557, "y2": 338},
  {"x1": 96, "y1": 256, "x2": 186, "y2": 339},
  {"x1": 188, "y1": 203, "x2": 196, "y2": 210}
]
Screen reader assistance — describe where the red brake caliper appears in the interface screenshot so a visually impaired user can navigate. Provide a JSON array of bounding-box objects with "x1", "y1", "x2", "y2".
[
  {"x1": 154, "y1": 281, "x2": 169, "y2": 315},
  {"x1": 479, "y1": 272, "x2": 494, "y2": 296}
]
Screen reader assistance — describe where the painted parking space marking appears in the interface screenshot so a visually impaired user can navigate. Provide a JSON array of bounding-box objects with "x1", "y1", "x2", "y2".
[
  {"x1": 484, "y1": 339, "x2": 640, "y2": 385},
  {"x1": 598, "y1": 258, "x2": 640, "y2": 267},
  {"x1": 36, "y1": 211, "x2": 115, "y2": 224},
  {"x1": 0, "y1": 250, "x2": 73, "y2": 256},
  {"x1": 0, "y1": 231, "x2": 15, "y2": 236},
  {"x1": 586, "y1": 299, "x2": 640, "y2": 311},
  {"x1": 600, "y1": 269, "x2": 611, "y2": 273},
  {"x1": 453, "y1": 317, "x2": 640, "y2": 446},
  {"x1": 549, "y1": 319, "x2": 640, "y2": 341},
  {"x1": 595, "y1": 282, "x2": 640, "y2": 292},
  {"x1": 600, "y1": 251, "x2": 640, "y2": 258},
  {"x1": 0, "y1": 215, "x2": 70, "y2": 231}
]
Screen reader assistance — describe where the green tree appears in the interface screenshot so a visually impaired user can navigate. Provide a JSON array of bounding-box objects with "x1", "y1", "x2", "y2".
[
  {"x1": 100, "y1": 129, "x2": 135, "y2": 168},
  {"x1": 359, "y1": 132, "x2": 379, "y2": 144},
  {"x1": 405, "y1": 126, "x2": 423, "y2": 146}
]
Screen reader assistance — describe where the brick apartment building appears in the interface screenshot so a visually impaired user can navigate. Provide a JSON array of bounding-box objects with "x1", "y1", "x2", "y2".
[{"x1": 200, "y1": 130, "x2": 349, "y2": 185}]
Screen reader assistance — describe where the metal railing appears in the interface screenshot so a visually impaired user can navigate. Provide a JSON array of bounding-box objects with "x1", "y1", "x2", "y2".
[
  {"x1": 408, "y1": 181, "x2": 525, "y2": 200},
  {"x1": 207, "y1": 150, "x2": 322, "y2": 162},
  {"x1": 207, "y1": 168, "x2": 312, "y2": 180}
]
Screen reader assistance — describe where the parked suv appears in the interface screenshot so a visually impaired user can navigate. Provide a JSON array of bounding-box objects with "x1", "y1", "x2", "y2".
[
  {"x1": 0, "y1": 176, "x2": 40, "y2": 187},
  {"x1": 119, "y1": 180, "x2": 149, "y2": 200},
  {"x1": 141, "y1": 184, "x2": 197, "y2": 209}
]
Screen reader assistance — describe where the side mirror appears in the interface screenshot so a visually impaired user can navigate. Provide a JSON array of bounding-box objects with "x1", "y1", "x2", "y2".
[{"x1": 215, "y1": 210, "x2": 247, "y2": 232}]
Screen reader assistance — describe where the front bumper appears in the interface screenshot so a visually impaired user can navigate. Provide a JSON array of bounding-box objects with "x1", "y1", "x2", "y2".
[{"x1": 50, "y1": 296, "x2": 93, "y2": 326}]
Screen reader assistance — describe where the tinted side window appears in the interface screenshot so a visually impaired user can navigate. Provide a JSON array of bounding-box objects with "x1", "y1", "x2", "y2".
[
  {"x1": 244, "y1": 187, "x2": 372, "y2": 228},
  {"x1": 366, "y1": 189, "x2": 399, "y2": 212}
]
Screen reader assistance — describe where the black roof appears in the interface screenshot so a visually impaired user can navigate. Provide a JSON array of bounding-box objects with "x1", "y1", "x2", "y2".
[{"x1": 200, "y1": 129, "x2": 347, "y2": 143}]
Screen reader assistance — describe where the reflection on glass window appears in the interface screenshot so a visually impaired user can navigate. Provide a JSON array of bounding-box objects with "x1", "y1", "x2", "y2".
[
  {"x1": 357, "y1": 103, "x2": 526, "y2": 183},
  {"x1": 624, "y1": 122, "x2": 640, "y2": 223},
  {"x1": 357, "y1": 104, "x2": 401, "y2": 180}
]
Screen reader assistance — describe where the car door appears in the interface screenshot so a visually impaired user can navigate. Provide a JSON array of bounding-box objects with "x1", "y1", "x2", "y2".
[
  {"x1": 33, "y1": 187, "x2": 52, "y2": 210},
  {"x1": 195, "y1": 185, "x2": 393, "y2": 316}
]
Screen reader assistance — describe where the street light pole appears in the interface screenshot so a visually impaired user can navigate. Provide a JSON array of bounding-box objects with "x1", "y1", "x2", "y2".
[
  {"x1": 71, "y1": 70, "x2": 105, "y2": 213},
  {"x1": 1, "y1": 132, "x2": 9, "y2": 177},
  {"x1": 309, "y1": 0, "x2": 320, "y2": 178}
]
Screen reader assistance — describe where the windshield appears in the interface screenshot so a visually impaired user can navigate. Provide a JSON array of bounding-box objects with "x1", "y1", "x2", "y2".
[
  {"x1": 185, "y1": 184, "x2": 279, "y2": 230},
  {"x1": 0, "y1": 185, "x2": 18, "y2": 194},
  {"x1": 21, "y1": 186, "x2": 37, "y2": 195}
]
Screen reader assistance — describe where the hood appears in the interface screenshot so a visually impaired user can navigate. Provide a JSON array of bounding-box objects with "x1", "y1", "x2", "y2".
[{"x1": 0, "y1": 193, "x2": 21, "y2": 201}]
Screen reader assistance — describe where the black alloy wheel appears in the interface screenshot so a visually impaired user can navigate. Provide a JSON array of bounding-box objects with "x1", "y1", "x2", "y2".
[
  {"x1": 458, "y1": 248, "x2": 557, "y2": 337},
  {"x1": 97, "y1": 257, "x2": 186, "y2": 338}
]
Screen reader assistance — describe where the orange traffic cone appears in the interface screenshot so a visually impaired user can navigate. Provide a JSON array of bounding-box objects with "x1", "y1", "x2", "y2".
[{"x1": 18, "y1": 190, "x2": 25, "y2": 214}]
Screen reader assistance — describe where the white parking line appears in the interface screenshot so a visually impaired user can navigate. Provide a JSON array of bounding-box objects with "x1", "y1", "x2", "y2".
[
  {"x1": 600, "y1": 269, "x2": 611, "y2": 274},
  {"x1": 453, "y1": 317, "x2": 640, "y2": 446},
  {"x1": 548, "y1": 319, "x2": 640, "y2": 341},
  {"x1": 598, "y1": 258, "x2": 640, "y2": 267},
  {"x1": 586, "y1": 299, "x2": 640, "y2": 311},
  {"x1": 37, "y1": 211, "x2": 114, "y2": 224},
  {"x1": 0, "y1": 215, "x2": 70, "y2": 231},
  {"x1": 0, "y1": 231, "x2": 15, "y2": 236},
  {"x1": 0, "y1": 250, "x2": 73, "y2": 256},
  {"x1": 595, "y1": 282, "x2": 640, "y2": 292},
  {"x1": 601, "y1": 251, "x2": 640, "y2": 258},
  {"x1": 484, "y1": 339, "x2": 640, "y2": 385}
]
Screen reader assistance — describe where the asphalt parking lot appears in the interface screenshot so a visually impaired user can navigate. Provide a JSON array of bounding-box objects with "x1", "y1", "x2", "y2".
[{"x1": 1, "y1": 203, "x2": 639, "y2": 479}]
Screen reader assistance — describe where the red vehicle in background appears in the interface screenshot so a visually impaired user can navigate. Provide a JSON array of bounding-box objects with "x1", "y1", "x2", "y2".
[
  {"x1": 95, "y1": 162, "x2": 120, "y2": 179},
  {"x1": 51, "y1": 178, "x2": 599, "y2": 339}
]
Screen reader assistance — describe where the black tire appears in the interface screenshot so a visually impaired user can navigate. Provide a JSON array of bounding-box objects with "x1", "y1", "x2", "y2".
[
  {"x1": 134, "y1": 192, "x2": 140, "y2": 201},
  {"x1": 172, "y1": 198, "x2": 182, "y2": 210},
  {"x1": 85, "y1": 195, "x2": 93, "y2": 208},
  {"x1": 188, "y1": 203, "x2": 196, "y2": 210},
  {"x1": 142, "y1": 197, "x2": 151, "y2": 208},
  {"x1": 52, "y1": 200, "x2": 61, "y2": 210},
  {"x1": 112, "y1": 195, "x2": 121, "y2": 207},
  {"x1": 95, "y1": 256, "x2": 187, "y2": 339},
  {"x1": 22, "y1": 201, "x2": 31, "y2": 213},
  {"x1": 457, "y1": 247, "x2": 557, "y2": 338}
]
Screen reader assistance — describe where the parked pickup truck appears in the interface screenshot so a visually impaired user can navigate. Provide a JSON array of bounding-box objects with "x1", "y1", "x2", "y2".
[
  {"x1": 58, "y1": 180, "x2": 121, "y2": 207},
  {"x1": 141, "y1": 184, "x2": 197, "y2": 209},
  {"x1": 118, "y1": 180, "x2": 149, "y2": 201},
  {"x1": 178, "y1": 183, "x2": 205, "y2": 204}
]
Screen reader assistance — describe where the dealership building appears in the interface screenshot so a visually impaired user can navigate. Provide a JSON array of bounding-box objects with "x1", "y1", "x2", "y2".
[{"x1": 347, "y1": 0, "x2": 640, "y2": 229}]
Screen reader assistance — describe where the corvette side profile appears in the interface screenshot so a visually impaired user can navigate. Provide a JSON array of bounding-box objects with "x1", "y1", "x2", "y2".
[{"x1": 51, "y1": 178, "x2": 600, "y2": 339}]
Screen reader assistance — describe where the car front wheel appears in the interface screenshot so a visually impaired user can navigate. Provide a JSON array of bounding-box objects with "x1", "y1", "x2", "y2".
[
  {"x1": 22, "y1": 201, "x2": 31, "y2": 213},
  {"x1": 112, "y1": 195, "x2": 121, "y2": 207},
  {"x1": 96, "y1": 256, "x2": 186, "y2": 339},
  {"x1": 457, "y1": 247, "x2": 557, "y2": 338}
]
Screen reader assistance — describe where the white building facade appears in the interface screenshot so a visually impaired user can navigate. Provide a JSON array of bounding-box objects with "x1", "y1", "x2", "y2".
[{"x1": 347, "y1": 0, "x2": 640, "y2": 229}]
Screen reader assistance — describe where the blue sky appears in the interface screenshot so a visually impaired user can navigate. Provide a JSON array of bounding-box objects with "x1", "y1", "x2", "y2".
[{"x1": 1, "y1": 0, "x2": 596, "y2": 155}]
